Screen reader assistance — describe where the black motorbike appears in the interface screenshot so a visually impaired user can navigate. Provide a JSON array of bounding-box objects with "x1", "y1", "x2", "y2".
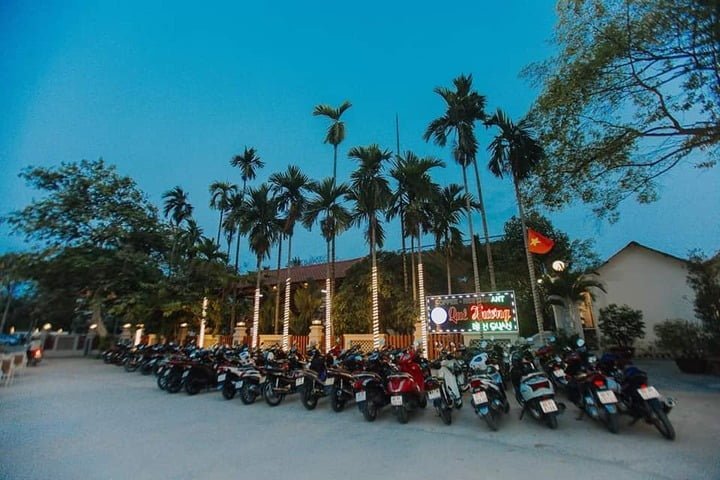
[{"x1": 262, "y1": 347, "x2": 305, "y2": 406}]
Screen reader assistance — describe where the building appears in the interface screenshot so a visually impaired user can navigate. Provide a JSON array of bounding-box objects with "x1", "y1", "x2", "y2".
[{"x1": 592, "y1": 241, "x2": 697, "y2": 352}]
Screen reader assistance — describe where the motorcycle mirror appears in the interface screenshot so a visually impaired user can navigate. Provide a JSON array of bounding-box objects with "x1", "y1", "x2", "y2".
[
  {"x1": 549, "y1": 336, "x2": 556, "y2": 343},
  {"x1": 576, "y1": 338, "x2": 586, "y2": 348}
]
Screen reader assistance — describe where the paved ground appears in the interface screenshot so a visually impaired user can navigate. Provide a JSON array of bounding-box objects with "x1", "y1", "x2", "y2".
[{"x1": 1, "y1": 358, "x2": 719, "y2": 480}]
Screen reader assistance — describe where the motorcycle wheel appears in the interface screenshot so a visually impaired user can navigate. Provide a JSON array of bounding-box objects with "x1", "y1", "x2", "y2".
[
  {"x1": 157, "y1": 373, "x2": 167, "y2": 391},
  {"x1": 222, "y1": 382, "x2": 236, "y2": 400},
  {"x1": 166, "y1": 375, "x2": 183, "y2": 394},
  {"x1": 484, "y1": 409, "x2": 499, "y2": 431},
  {"x1": 419, "y1": 395, "x2": 427, "y2": 409},
  {"x1": 361, "y1": 402, "x2": 377, "y2": 422},
  {"x1": 650, "y1": 401, "x2": 675, "y2": 440},
  {"x1": 263, "y1": 381, "x2": 283, "y2": 407},
  {"x1": 605, "y1": 411, "x2": 619, "y2": 434},
  {"x1": 330, "y1": 386, "x2": 345, "y2": 412},
  {"x1": 301, "y1": 384, "x2": 318, "y2": 410},
  {"x1": 240, "y1": 383, "x2": 258, "y2": 405},
  {"x1": 395, "y1": 406, "x2": 409, "y2": 424},
  {"x1": 545, "y1": 413, "x2": 558, "y2": 430},
  {"x1": 124, "y1": 358, "x2": 139, "y2": 373},
  {"x1": 185, "y1": 379, "x2": 202, "y2": 395},
  {"x1": 439, "y1": 399, "x2": 452, "y2": 425}
]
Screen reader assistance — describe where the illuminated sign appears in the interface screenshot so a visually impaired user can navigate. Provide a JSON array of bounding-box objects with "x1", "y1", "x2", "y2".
[{"x1": 426, "y1": 291, "x2": 518, "y2": 333}]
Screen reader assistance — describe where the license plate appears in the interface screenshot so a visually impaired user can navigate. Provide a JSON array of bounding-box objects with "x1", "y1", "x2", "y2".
[
  {"x1": 217, "y1": 374, "x2": 226, "y2": 382},
  {"x1": 182, "y1": 371, "x2": 189, "y2": 378},
  {"x1": 234, "y1": 381, "x2": 243, "y2": 388},
  {"x1": 552, "y1": 369, "x2": 565, "y2": 378},
  {"x1": 472, "y1": 391, "x2": 488, "y2": 404},
  {"x1": 638, "y1": 386, "x2": 660, "y2": 400},
  {"x1": 295, "y1": 377, "x2": 305, "y2": 386},
  {"x1": 597, "y1": 390, "x2": 617, "y2": 404},
  {"x1": 391, "y1": 395, "x2": 403, "y2": 406},
  {"x1": 540, "y1": 399, "x2": 558, "y2": 413},
  {"x1": 355, "y1": 391, "x2": 366, "y2": 402},
  {"x1": 427, "y1": 389, "x2": 441, "y2": 400},
  {"x1": 324, "y1": 377, "x2": 335, "y2": 386}
]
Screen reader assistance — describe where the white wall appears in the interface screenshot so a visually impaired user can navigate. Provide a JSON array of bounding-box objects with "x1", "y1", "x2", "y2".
[{"x1": 593, "y1": 244, "x2": 698, "y2": 351}]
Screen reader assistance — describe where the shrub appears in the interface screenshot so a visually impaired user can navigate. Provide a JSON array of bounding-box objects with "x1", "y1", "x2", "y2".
[
  {"x1": 654, "y1": 319, "x2": 708, "y2": 359},
  {"x1": 598, "y1": 304, "x2": 645, "y2": 349}
]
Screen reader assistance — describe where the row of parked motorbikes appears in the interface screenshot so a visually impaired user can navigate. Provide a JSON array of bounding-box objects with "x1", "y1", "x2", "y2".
[{"x1": 101, "y1": 335, "x2": 676, "y2": 439}]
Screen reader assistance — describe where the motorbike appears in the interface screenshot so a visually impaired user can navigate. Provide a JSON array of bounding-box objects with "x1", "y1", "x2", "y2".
[
  {"x1": 217, "y1": 349, "x2": 254, "y2": 400},
  {"x1": 597, "y1": 354, "x2": 676, "y2": 440},
  {"x1": 327, "y1": 345, "x2": 364, "y2": 412},
  {"x1": 425, "y1": 359, "x2": 455, "y2": 425},
  {"x1": 26, "y1": 339, "x2": 43, "y2": 366},
  {"x1": 468, "y1": 350, "x2": 510, "y2": 431},
  {"x1": 300, "y1": 346, "x2": 335, "y2": 410},
  {"x1": 510, "y1": 341, "x2": 564, "y2": 429},
  {"x1": 566, "y1": 339, "x2": 621, "y2": 433},
  {"x1": 385, "y1": 347, "x2": 428, "y2": 424},
  {"x1": 262, "y1": 346, "x2": 305, "y2": 407},
  {"x1": 354, "y1": 350, "x2": 395, "y2": 422},
  {"x1": 431, "y1": 346, "x2": 465, "y2": 409}
]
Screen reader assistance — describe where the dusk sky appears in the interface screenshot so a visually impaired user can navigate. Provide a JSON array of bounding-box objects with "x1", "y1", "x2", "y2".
[{"x1": 2, "y1": 1, "x2": 718, "y2": 271}]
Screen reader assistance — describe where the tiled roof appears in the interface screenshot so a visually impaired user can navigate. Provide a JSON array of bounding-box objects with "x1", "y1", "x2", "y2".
[{"x1": 260, "y1": 257, "x2": 364, "y2": 286}]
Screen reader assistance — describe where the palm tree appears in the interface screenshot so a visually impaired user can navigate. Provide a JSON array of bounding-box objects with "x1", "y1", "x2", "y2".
[
  {"x1": 389, "y1": 151, "x2": 443, "y2": 298},
  {"x1": 224, "y1": 191, "x2": 245, "y2": 270},
  {"x1": 209, "y1": 181, "x2": 237, "y2": 247},
  {"x1": 269, "y1": 165, "x2": 311, "y2": 344},
  {"x1": 162, "y1": 186, "x2": 193, "y2": 269},
  {"x1": 424, "y1": 74, "x2": 497, "y2": 292},
  {"x1": 162, "y1": 186, "x2": 193, "y2": 227},
  {"x1": 487, "y1": 108, "x2": 546, "y2": 335},
  {"x1": 347, "y1": 145, "x2": 393, "y2": 348},
  {"x1": 302, "y1": 178, "x2": 351, "y2": 350},
  {"x1": 541, "y1": 270, "x2": 606, "y2": 337},
  {"x1": 313, "y1": 101, "x2": 352, "y2": 186},
  {"x1": 230, "y1": 147, "x2": 265, "y2": 273},
  {"x1": 239, "y1": 184, "x2": 281, "y2": 348},
  {"x1": 430, "y1": 184, "x2": 468, "y2": 294}
]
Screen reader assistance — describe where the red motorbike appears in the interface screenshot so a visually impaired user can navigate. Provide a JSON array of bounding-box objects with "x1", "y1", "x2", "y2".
[{"x1": 386, "y1": 347, "x2": 428, "y2": 423}]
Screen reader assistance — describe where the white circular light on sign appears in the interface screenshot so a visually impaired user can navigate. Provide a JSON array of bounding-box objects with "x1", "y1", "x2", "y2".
[{"x1": 430, "y1": 307, "x2": 448, "y2": 325}]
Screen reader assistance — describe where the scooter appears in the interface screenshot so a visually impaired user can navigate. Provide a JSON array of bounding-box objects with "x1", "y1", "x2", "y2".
[
  {"x1": 431, "y1": 347, "x2": 464, "y2": 408},
  {"x1": 469, "y1": 351, "x2": 509, "y2": 431},
  {"x1": 510, "y1": 342, "x2": 564, "y2": 429},
  {"x1": 262, "y1": 347, "x2": 305, "y2": 407},
  {"x1": 327, "y1": 345, "x2": 364, "y2": 412},
  {"x1": 386, "y1": 347, "x2": 428, "y2": 424},
  {"x1": 617, "y1": 364, "x2": 676, "y2": 440},
  {"x1": 300, "y1": 346, "x2": 335, "y2": 410},
  {"x1": 425, "y1": 367, "x2": 454, "y2": 425},
  {"x1": 354, "y1": 351, "x2": 394, "y2": 422},
  {"x1": 27, "y1": 339, "x2": 43, "y2": 366}
]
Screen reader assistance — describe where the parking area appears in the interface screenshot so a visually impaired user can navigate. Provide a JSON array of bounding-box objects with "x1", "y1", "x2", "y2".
[{"x1": 1, "y1": 358, "x2": 719, "y2": 480}]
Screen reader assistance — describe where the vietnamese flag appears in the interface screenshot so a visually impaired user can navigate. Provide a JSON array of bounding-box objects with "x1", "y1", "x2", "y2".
[{"x1": 527, "y1": 228, "x2": 555, "y2": 254}]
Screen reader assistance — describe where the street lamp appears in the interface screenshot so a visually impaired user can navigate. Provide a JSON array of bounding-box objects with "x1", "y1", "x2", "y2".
[{"x1": 552, "y1": 260, "x2": 567, "y2": 273}]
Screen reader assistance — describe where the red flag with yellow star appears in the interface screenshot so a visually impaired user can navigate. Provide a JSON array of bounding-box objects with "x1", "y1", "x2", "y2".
[{"x1": 527, "y1": 228, "x2": 555, "y2": 254}]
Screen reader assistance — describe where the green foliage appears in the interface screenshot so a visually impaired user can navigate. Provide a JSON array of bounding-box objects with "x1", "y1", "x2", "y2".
[
  {"x1": 599, "y1": 304, "x2": 646, "y2": 349},
  {"x1": 333, "y1": 253, "x2": 415, "y2": 335},
  {"x1": 686, "y1": 251, "x2": 720, "y2": 354},
  {"x1": 526, "y1": 0, "x2": 720, "y2": 218},
  {"x1": 654, "y1": 319, "x2": 708, "y2": 359},
  {"x1": 292, "y1": 284, "x2": 323, "y2": 335}
]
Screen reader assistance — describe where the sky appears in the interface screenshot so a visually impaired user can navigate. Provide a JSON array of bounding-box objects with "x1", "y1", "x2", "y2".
[{"x1": 1, "y1": 1, "x2": 719, "y2": 272}]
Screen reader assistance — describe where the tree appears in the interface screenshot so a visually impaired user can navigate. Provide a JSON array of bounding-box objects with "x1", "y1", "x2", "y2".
[
  {"x1": 162, "y1": 186, "x2": 193, "y2": 228},
  {"x1": 230, "y1": 147, "x2": 265, "y2": 272},
  {"x1": 302, "y1": 177, "x2": 351, "y2": 347},
  {"x1": 424, "y1": 74, "x2": 496, "y2": 291},
  {"x1": 292, "y1": 284, "x2": 323, "y2": 335},
  {"x1": 313, "y1": 101, "x2": 352, "y2": 186},
  {"x1": 239, "y1": 184, "x2": 282, "y2": 347},
  {"x1": 598, "y1": 304, "x2": 646, "y2": 349},
  {"x1": 686, "y1": 251, "x2": 720, "y2": 354},
  {"x1": 525, "y1": 0, "x2": 720, "y2": 218},
  {"x1": 224, "y1": 191, "x2": 245, "y2": 270},
  {"x1": 487, "y1": 108, "x2": 546, "y2": 335},
  {"x1": 429, "y1": 184, "x2": 468, "y2": 294},
  {"x1": 209, "y1": 181, "x2": 237, "y2": 247},
  {"x1": 269, "y1": 165, "x2": 311, "y2": 341},
  {"x1": 541, "y1": 269, "x2": 605, "y2": 336},
  {"x1": 4, "y1": 159, "x2": 165, "y2": 335},
  {"x1": 347, "y1": 145, "x2": 393, "y2": 347}
]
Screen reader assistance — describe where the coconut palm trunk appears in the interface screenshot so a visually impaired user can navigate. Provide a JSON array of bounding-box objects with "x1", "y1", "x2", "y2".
[
  {"x1": 252, "y1": 255, "x2": 262, "y2": 349},
  {"x1": 282, "y1": 234, "x2": 294, "y2": 350},
  {"x1": 416, "y1": 234, "x2": 429, "y2": 356},
  {"x1": 514, "y1": 180, "x2": 545, "y2": 335},
  {"x1": 370, "y1": 218, "x2": 381, "y2": 349},
  {"x1": 461, "y1": 165, "x2": 481, "y2": 295},
  {"x1": 273, "y1": 237, "x2": 283, "y2": 334},
  {"x1": 472, "y1": 159, "x2": 496, "y2": 290}
]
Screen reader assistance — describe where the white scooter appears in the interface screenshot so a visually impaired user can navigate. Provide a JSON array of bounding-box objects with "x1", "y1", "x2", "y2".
[
  {"x1": 510, "y1": 342, "x2": 565, "y2": 429},
  {"x1": 468, "y1": 351, "x2": 510, "y2": 431},
  {"x1": 430, "y1": 346, "x2": 465, "y2": 408}
]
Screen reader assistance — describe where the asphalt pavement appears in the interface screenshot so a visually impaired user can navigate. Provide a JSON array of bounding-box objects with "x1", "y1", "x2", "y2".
[{"x1": 1, "y1": 358, "x2": 718, "y2": 480}]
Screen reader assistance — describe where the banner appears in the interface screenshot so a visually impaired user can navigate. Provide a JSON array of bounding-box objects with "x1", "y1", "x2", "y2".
[{"x1": 426, "y1": 290, "x2": 519, "y2": 334}]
